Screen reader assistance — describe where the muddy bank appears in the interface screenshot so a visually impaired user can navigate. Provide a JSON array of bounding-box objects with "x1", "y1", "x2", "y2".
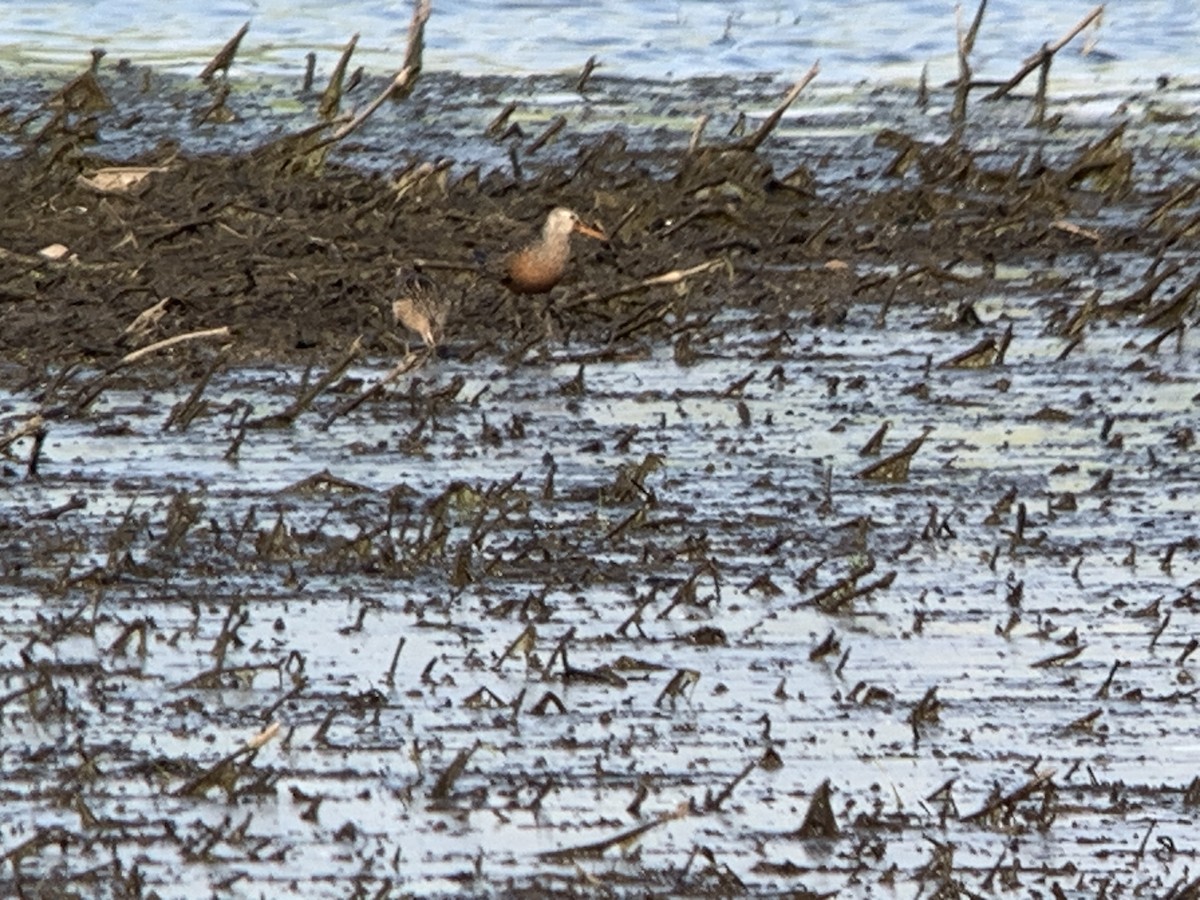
[
  {"x1": 1, "y1": 48, "x2": 1199, "y2": 900},
  {"x1": 1, "y1": 56, "x2": 1195, "y2": 380}
]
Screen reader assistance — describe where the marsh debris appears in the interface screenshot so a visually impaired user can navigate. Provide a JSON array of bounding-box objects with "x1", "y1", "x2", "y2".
[{"x1": 1, "y1": 13, "x2": 1200, "y2": 897}]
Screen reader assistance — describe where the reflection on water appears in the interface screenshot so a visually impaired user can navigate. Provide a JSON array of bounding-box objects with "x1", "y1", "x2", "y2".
[
  {"x1": 2, "y1": 296, "x2": 1198, "y2": 895},
  {"x1": 1, "y1": 0, "x2": 1198, "y2": 83}
]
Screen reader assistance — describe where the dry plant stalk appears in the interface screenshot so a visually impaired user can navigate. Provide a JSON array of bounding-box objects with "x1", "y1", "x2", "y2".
[
  {"x1": 733, "y1": 61, "x2": 820, "y2": 152},
  {"x1": 322, "y1": 349, "x2": 430, "y2": 429},
  {"x1": 986, "y1": 5, "x2": 1104, "y2": 100},
  {"x1": 122, "y1": 296, "x2": 174, "y2": 341},
  {"x1": 304, "y1": 0, "x2": 432, "y2": 156},
  {"x1": 118, "y1": 327, "x2": 232, "y2": 367},
  {"x1": 318, "y1": 33, "x2": 360, "y2": 121},
  {"x1": 199, "y1": 21, "x2": 250, "y2": 82},
  {"x1": 572, "y1": 258, "x2": 727, "y2": 306},
  {"x1": 952, "y1": 0, "x2": 988, "y2": 127}
]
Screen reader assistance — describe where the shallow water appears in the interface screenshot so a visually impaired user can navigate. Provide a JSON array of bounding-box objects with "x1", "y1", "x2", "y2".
[
  {"x1": 2, "y1": 0, "x2": 1199, "y2": 86},
  {"x1": 2, "y1": 291, "x2": 1198, "y2": 895}
]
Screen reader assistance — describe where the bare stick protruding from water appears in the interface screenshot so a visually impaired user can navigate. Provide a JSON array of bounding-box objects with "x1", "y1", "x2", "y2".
[
  {"x1": 318, "y1": 33, "x2": 360, "y2": 121},
  {"x1": 527, "y1": 116, "x2": 566, "y2": 155},
  {"x1": 163, "y1": 348, "x2": 230, "y2": 432},
  {"x1": 321, "y1": 349, "x2": 428, "y2": 429},
  {"x1": 951, "y1": 0, "x2": 988, "y2": 127},
  {"x1": 539, "y1": 803, "x2": 688, "y2": 860},
  {"x1": 175, "y1": 721, "x2": 280, "y2": 798},
  {"x1": 394, "y1": 0, "x2": 432, "y2": 97},
  {"x1": 257, "y1": 336, "x2": 363, "y2": 427},
  {"x1": 302, "y1": 52, "x2": 316, "y2": 93},
  {"x1": 985, "y1": 5, "x2": 1104, "y2": 100},
  {"x1": 858, "y1": 428, "x2": 933, "y2": 483},
  {"x1": 304, "y1": 0, "x2": 431, "y2": 155},
  {"x1": 199, "y1": 21, "x2": 250, "y2": 82},
  {"x1": 485, "y1": 101, "x2": 517, "y2": 136},
  {"x1": 733, "y1": 62, "x2": 819, "y2": 152},
  {"x1": 576, "y1": 55, "x2": 599, "y2": 93},
  {"x1": 0, "y1": 414, "x2": 46, "y2": 456},
  {"x1": 688, "y1": 114, "x2": 710, "y2": 154}
]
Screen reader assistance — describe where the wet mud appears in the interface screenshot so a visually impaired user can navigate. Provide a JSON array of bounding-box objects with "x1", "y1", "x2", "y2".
[{"x1": 1, "y1": 49, "x2": 1200, "y2": 899}]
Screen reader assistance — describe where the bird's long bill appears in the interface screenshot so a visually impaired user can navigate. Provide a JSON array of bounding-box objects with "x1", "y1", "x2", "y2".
[{"x1": 573, "y1": 219, "x2": 607, "y2": 241}]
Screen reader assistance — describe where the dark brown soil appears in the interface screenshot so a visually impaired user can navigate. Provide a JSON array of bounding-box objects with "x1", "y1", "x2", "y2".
[{"x1": 3, "y1": 68, "x2": 1190, "y2": 388}]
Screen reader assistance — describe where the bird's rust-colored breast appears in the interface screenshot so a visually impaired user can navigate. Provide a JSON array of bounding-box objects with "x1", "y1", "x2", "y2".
[{"x1": 504, "y1": 247, "x2": 567, "y2": 294}]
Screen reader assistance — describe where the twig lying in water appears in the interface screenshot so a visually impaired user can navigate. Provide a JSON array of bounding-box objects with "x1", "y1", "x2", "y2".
[
  {"x1": 540, "y1": 802, "x2": 689, "y2": 861},
  {"x1": 321, "y1": 348, "x2": 429, "y2": 430}
]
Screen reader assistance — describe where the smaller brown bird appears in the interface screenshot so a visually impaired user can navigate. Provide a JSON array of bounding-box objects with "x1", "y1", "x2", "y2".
[
  {"x1": 391, "y1": 266, "x2": 446, "y2": 348},
  {"x1": 503, "y1": 207, "x2": 606, "y2": 295}
]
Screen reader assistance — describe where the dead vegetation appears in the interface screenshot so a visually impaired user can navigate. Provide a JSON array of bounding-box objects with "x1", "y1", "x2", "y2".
[{"x1": 1, "y1": 3, "x2": 1200, "y2": 897}]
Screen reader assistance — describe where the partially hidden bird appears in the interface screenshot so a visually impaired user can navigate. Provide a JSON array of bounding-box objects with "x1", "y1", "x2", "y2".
[{"x1": 391, "y1": 266, "x2": 446, "y2": 348}]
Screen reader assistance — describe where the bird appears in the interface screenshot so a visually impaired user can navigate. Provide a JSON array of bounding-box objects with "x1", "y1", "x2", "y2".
[
  {"x1": 502, "y1": 207, "x2": 606, "y2": 295},
  {"x1": 391, "y1": 266, "x2": 446, "y2": 348}
]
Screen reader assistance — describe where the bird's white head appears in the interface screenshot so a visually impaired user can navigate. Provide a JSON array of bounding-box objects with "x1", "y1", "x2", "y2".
[
  {"x1": 542, "y1": 207, "x2": 607, "y2": 243},
  {"x1": 543, "y1": 207, "x2": 582, "y2": 241}
]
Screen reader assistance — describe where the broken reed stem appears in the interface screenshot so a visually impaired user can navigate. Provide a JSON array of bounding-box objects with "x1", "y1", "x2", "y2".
[
  {"x1": 199, "y1": 21, "x2": 250, "y2": 82},
  {"x1": 706, "y1": 759, "x2": 757, "y2": 811},
  {"x1": 320, "y1": 348, "x2": 428, "y2": 429},
  {"x1": 302, "y1": 52, "x2": 316, "y2": 93},
  {"x1": 268, "y1": 336, "x2": 363, "y2": 426},
  {"x1": 688, "y1": 114, "x2": 710, "y2": 154},
  {"x1": 985, "y1": 5, "x2": 1104, "y2": 100},
  {"x1": 1031, "y1": 50, "x2": 1051, "y2": 126},
  {"x1": 575, "y1": 55, "x2": 599, "y2": 93},
  {"x1": 308, "y1": 68, "x2": 415, "y2": 153},
  {"x1": 527, "y1": 116, "x2": 567, "y2": 154},
  {"x1": 952, "y1": 0, "x2": 988, "y2": 128},
  {"x1": 1141, "y1": 181, "x2": 1200, "y2": 230},
  {"x1": 118, "y1": 327, "x2": 232, "y2": 367},
  {"x1": 540, "y1": 803, "x2": 689, "y2": 861},
  {"x1": 384, "y1": 637, "x2": 406, "y2": 687},
  {"x1": 570, "y1": 258, "x2": 725, "y2": 307},
  {"x1": 175, "y1": 722, "x2": 280, "y2": 797},
  {"x1": 485, "y1": 101, "x2": 517, "y2": 136},
  {"x1": 318, "y1": 32, "x2": 360, "y2": 121},
  {"x1": 164, "y1": 347, "x2": 230, "y2": 432},
  {"x1": 0, "y1": 414, "x2": 45, "y2": 456},
  {"x1": 397, "y1": 0, "x2": 431, "y2": 86},
  {"x1": 733, "y1": 61, "x2": 819, "y2": 152},
  {"x1": 303, "y1": 0, "x2": 431, "y2": 155},
  {"x1": 962, "y1": 770, "x2": 1056, "y2": 822}
]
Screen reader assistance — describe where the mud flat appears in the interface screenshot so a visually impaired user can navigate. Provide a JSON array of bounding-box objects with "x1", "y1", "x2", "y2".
[{"x1": 1, "y1": 18, "x2": 1200, "y2": 899}]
